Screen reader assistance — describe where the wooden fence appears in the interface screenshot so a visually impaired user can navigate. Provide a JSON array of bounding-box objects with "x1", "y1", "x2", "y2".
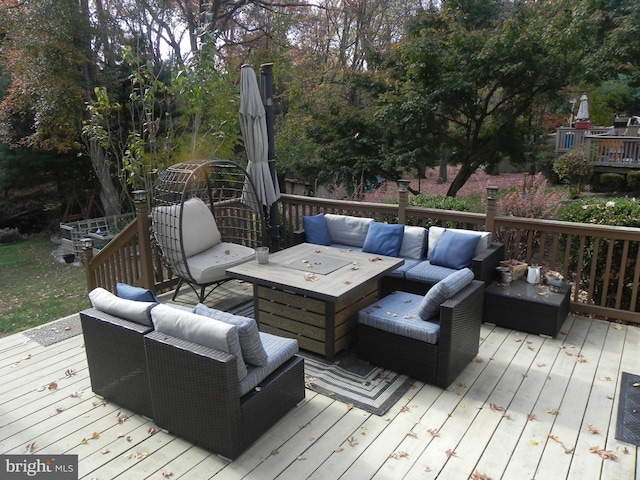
[{"x1": 85, "y1": 192, "x2": 640, "y2": 325}]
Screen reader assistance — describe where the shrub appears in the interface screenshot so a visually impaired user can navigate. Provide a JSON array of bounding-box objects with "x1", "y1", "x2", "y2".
[
  {"x1": 409, "y1": 194, "x2": 471, "y2": 211},
  {"x1": 0, "y1": 228, "x2": 23, "y2": 244},
  {"x1": 498, "y1": 173, "x2": 565, "y2": 219},
  {"x1": 558, "y1": 198, "x2": 640, "y2": 310},
  {"x1": 553, "y1": 146, "x2": 593, "y2": 198},
  {"x1": 557, "y1": 197, "x2": 640, "y2": 227},
  {"x1": 627, "y1": 170, "x2": 640, "y2": 194},
  {"x1": 599, "y1": 173, "x2": 625, "y2": 192}
]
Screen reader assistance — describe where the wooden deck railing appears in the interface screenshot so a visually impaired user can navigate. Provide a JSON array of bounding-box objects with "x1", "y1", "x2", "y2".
[
  {"x1": 555, "y1": 126, "x2": 640, "y2": 169},
  {"x1": 84, "y1": 191, "x2": 640, "y2": 325}
]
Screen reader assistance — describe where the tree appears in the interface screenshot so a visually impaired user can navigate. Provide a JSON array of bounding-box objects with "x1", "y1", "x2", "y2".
[{"x1": 372, "y1": 0, "x2": 591, "y2": 196}]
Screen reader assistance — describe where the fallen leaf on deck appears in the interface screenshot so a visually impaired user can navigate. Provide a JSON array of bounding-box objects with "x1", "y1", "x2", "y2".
[
  {"x1": 100, "y1": 449, "x2": 110, "y2": 454},
  {"x1": 589, "y1": 446, "x2": 617, "y2": 460},
  {"x1": 135, "y1": 451, "x2": 149, "y2": 459},
  {"x1": 490, "y1": 403, "x2": 505, "y2": 412},
  {"x1": 48, "y1": 382, "x2": 58, "y2": 390},
  {"x1": 348, "y1": 436, "x2": 358, "y2": 447},
  {"x1": 445, "y1": 449, "x2": 457, "y2": 458},
  {"x1": 25, "y1": 442, "x2": 37, "y2": 453},
  {"x1": 389, "y1": 451, "x2": 409, "y2": 459},
  {"x1": 470, "y1": 471, "x2": 492, "y2": 480},
  {"x1": 147, "y1": 427, "x2": 157, "y2": 435},
  {"x1": 428, "y1": 429, "x2": 440, "y2": 437},
  {"x1": 546, "y1": 408, "x2": 559, "y2": 416},
  {"x1": 588, "y1": 425, "x2": 599, "y2": 434},
  {"x1": 530, "y1": 439, "x2": 539, "y2": 446},
  {"x1": 527, "y1": 414, "x2": 537, "y2": 421},
  {"x1": 161, "y1": 471, "x2": 173, "y2": 478},
  {"x1": 65, "y1": 369, "x2": 75, "y2": 377}
]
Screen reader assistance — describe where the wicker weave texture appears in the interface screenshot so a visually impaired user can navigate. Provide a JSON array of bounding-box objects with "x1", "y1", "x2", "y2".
[
  {"x1": 144, "y1": 331, "x2": 304, "y2": 459},
  {"x1": 358, "y1": 280, "x2": 484, "y2": 388},
  {"x1": 80, "y1": 309, "x2": 154, "y2": 418}
]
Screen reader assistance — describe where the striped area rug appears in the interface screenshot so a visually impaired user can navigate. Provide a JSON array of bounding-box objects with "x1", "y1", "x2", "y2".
[{"x1": 231, "y1": 301, "x2": 413, "y2": 416}]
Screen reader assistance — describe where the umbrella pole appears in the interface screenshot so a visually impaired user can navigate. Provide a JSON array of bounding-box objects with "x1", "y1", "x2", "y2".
[{"x1": 261, "y1": 63, "x2": 281, "y2": 250}]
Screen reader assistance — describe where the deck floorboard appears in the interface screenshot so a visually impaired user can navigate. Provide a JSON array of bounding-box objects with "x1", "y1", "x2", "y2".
[{"x1": 0, "y1": 282, "x2": 637, "y2": 479}]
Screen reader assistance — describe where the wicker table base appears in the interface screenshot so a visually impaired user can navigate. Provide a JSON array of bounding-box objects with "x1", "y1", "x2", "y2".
[{"x1": 482, "y1": 279, "x2": 570, "y2": 337}]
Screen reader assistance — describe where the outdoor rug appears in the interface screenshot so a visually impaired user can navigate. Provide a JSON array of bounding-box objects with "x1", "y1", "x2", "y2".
[
  {"x1": 615, "y1": 372, "x2": 640, "y2": 446},
  {"x1": 230, "y1": 301, "x2": 413, "y2": 416},
  {"x1": 23, "y1": 313, "x2": 82, "y2": 347},
  {"x1": 300, "y1": 349, "x2": 413, "y2": 416}
]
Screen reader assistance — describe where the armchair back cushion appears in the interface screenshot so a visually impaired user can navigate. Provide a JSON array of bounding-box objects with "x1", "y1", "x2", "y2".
[
  {"x1": 152, "y1": 197, "x2": 222, "y2": 258},
  {"x1": 418, "y1": 267, "x2": 475, "y2": 321},
  {"x1": 324, "y1": 214, "x2": 374, "y2": 247},
  {"x1": 89, "y1": 288, "x2": 155, "y2": 326},
  {"x1": 399, "y1": 226, "x2": 427, "y2": 260},
  {"x1": 151, "y1": 304, "x2": 247, "y2": 380},
  {"x1": 194, "y1": 303, "x2": 268, "y2": 366}
]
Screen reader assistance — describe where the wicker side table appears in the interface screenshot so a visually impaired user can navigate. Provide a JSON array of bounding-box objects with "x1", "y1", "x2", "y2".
[{"x1": 482, "y1": 279, "x2": 570, "y2": 337}]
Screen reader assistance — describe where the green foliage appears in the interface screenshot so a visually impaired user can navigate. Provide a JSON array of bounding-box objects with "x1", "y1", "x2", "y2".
[
  {"x1": 0, "y1": 228, "x2": 23, "y2": 244},
  {"x1": 626, "y1": 170, "x2": 640, "y2": 194},
  {"x1": 558, "y1": 197, "x2": 640, "y2": 227},
  {"x1": 553, "y1": 146, "x2": 593, "y2": 198},
  {"x1": 557, "y1": 197, "x2": 640, "y2": 310},
  {"x1": 599, "y1": 173, "x2": 625, "y2": 192},
  {"x1": 409, "y1": 195, "x2": 471, "y2": 212}
]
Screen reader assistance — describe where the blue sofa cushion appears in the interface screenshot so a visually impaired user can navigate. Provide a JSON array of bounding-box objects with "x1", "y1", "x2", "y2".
[
  {"x1": 386, "y1": 258, "x2": 422, "y2": 279},
  {"x1": 194, "y1": 303, "x2": 268, "y2": 367},
  {"x1": 303, "y1": 214, "x2": 332, "y2": 246},
  {"x1": 358, "y1": 291, "x2": 440, "y2": 344},
  {"x1": 116, "y1": 282, "x2": 159, "y2": 303},
  {"x1": 362, "y1": 222, "x2": 404, "y2": 257},
  {"x1": 417, "y1": 268, "x2": 474, "y2": 321},
  {"x1": 429, "y1": 229, "x2": 481, "y2": 270}
]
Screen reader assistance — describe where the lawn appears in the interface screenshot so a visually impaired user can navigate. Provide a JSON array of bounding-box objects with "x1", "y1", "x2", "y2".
[{"x1": 0, "y1": 234, "x2": 90, "y2": 336}]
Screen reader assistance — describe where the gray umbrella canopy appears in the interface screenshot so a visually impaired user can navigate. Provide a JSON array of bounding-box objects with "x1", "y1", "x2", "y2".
[{"x1": 239, "y1": 64, "x2": 280, "y2": 208}]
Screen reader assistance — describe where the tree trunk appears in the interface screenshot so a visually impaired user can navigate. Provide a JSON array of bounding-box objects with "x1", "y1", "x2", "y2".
[{"x1": 88, "y1": 139, "x2": 120, "y2": 217}]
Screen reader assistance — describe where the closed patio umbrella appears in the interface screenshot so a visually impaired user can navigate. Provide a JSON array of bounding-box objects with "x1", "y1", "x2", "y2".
[
  {"x1": 239, "y1": 64, "x2": 280, "y2": 209},
  {"x1": 577, "y1": 94, "x2": 589, "y2": 121}
]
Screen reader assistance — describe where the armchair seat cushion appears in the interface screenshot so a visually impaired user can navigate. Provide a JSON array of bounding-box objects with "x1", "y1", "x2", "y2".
[
  {"x1": 187, "y1": 242, "x2": 255, "y2": 284},
  {"x1": 404, "y1": 261, "x2": 459, "y2": 284},
  {"x1": 239, "y1": 332, "x2": 299, "y2": 396},
  {"x1": 386, "y1": 258, "x2": 422, "y2": 279},
  {"x1": 358, "y1": 291, "x2": 440, "y2": 344}
]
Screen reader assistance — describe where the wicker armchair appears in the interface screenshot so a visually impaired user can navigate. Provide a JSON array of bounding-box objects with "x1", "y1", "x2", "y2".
[
  {"x1": 357, "y1": 279, "x2": 484, "y2": 388},
  {"x1": 79, "y1": 308, "x2": 154, "y2": 418},
  {"x1": 144, "y1": 330, "x2": 305, "y2": 460}
]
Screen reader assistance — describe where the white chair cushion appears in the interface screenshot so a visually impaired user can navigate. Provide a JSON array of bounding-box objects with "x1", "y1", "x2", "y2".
[
  {"x1": 399, "y1": 226, "x2": 428, "y2": 259},
  {"x1": 186, "y1": 242, "x2": 255, "y2": 284},
  {"x1": 88, "y1": 287, "x2": 155, "y2": 326},
  {"x1": 428, "y1": 226, "x2": 491, "y2": 259},
  {"x1": 324, "y1": 214, "x2": 374, "y2": 247},
  {"x1": 152, "y1": 197, "x2": 222, "y2": 258},
  {"x1": 151, "y1": 304, "x2": 247, "y2": 380}
]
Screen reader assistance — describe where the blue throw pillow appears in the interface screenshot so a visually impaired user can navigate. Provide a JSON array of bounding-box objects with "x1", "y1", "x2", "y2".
[
  {"x1": 418, "y1": 268, "x2": 474, "y2": 320},
  {"x1": 362, "y1": 222, "x2": 405, "y2": 257},
  {"x1": 429, "y1": 229, "x2": 481, "y2": 270},
  {"x1": 116, "y1": 283, "x2": 159, "y2": 303},
  {"x1": 303, "y1": 213, "x2": 333, "y2": 246}
]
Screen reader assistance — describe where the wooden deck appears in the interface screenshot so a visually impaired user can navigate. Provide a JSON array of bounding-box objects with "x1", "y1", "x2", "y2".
[{"x1": 1, "y1": 281, "x2": 638, "y2": 479}]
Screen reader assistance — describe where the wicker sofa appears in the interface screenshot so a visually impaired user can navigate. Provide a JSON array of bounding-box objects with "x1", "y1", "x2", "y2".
[
  {"x1": 296, "y1": 213, "x2": 503, "y2": 294},
  {"x1": 357, "y1": 268, "x2": 484, "y2": 388},
  {"x1": 81, "y1": 287, "x2": 305, "y2": 460}
]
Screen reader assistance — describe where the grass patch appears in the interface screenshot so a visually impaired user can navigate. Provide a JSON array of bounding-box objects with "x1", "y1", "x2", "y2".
[{"x1": 0, "y1": 234, "x2": 90, "y2": 336}]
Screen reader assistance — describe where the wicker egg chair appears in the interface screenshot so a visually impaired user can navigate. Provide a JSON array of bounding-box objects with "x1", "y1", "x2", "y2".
[{"x1": 152, "y1": 159, "x2": 267, "y2": 302}]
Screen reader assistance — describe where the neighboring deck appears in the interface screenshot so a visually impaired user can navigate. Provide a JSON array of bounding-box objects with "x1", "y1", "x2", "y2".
[{"x1": 1, "y1": 281, "x2": 638, "y2": 479}]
